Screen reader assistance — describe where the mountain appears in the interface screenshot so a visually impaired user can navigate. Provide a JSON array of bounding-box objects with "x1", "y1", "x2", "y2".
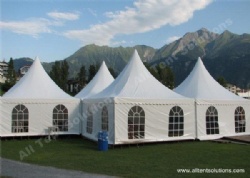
[
  {"x1": 203, "y1": 31, "x2": 250, "y2": 88},
  {"x1": 64, "y1": 44, "x2": 156, "y2": 77},
  {"x1": 153, "y1": 28, "x2": 219, "y2": 61},
  {"x1": 12, "y1": 28, "x2": 250, "y2": 88},
  {"x1": 13, "y1": 58, "x2": 52, "y2": 74},
  {"x1": 151, "y1": 29, "x2": 250, "y2": 88},
  {"x1": 13, "y1": 57, "x2": 33, "y2": 72}
]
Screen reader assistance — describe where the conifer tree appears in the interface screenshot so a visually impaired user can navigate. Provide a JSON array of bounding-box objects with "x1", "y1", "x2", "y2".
[
  {"x1": 7, "y1": 58, "x2": 16, "y2": 85},
  {"x1": 77, "y1": 65, "x2": 87, "y2": 90},
  {"x1": 88, "y1": 65, "x2": 96, "y2": 82}
]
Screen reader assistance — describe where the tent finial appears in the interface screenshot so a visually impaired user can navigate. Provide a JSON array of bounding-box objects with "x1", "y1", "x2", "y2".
[{"x1": 35, "y1": 56, "x2": 40, "y2": 61}]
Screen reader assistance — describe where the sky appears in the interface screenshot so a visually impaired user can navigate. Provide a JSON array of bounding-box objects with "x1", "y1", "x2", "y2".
[{"x1": 1, "y1": 0, "x2": 250, "y2": 62}]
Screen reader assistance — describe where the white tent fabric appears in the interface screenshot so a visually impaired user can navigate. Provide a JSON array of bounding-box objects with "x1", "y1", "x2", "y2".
[
  {"x1": 174, "y1": 58, "x2": 250, "y2": 140},
  {"x1": 83, "y1": 50, "x2": 195, "y2": 144},
  {"x1": 174, "y1": 57, "x2": 245, "y2": 100},
  {"x1": 3, "y1": 57, "x2": 72, "y2": 99},
  {"x1": 1, "y1": 58, "x2": 80, "y2": 137},
  {"x1": 75, "y1": 61, "x2": 114, "y2": 99},
  {"x1": 0, "y1": 96, "x2": 2, "y2": 136},
  {"x1": 93, "y1": 50, "x2": 186, "y2": 99}
]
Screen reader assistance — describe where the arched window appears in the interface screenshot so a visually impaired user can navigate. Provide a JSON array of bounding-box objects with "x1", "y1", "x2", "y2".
[
  {"x1": 102, "y1": 106, "x2": 108, "y2": 131},
  {"x1": 12, "y1": 104, "x2": 29, "y2": 133},
  {"x1": 87, "y1": 106, "x2": 93, "y2": 134},
  {"x1": 235, "y1": 106, "x2": 246, "y2": 133},
  {"x1": 206, "y1": 106, "x2": 219, "y2": 135},
  {"x1": 53, "y1": 104, "x2": 68, "y2": 132},
  {"x1": 168, "y1": 106, "x2": 184, "y2": 137},
  {"x1": 128, "y1": 106, "x2": 145, "y2": 139}
]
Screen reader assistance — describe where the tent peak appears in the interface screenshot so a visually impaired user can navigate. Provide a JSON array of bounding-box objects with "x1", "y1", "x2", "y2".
[
  {"x1": 34, "y1": 56, "x2": 40, "y2": 61},
  {"x1": 75, "y1": 59, "x2": 114, "y2": 99},
  {"x1": 132, "y1": 49, "x2": 140, "y2": 59},
  {"x1": 91, "y1": 48, "x2": 187, "y2": 99},
  {"x1": 101, "y1": 60, "x2": 107, "y2": 67},
  {"x1": 3, "y1": 56, "x2": 72, "y2": 99},
  {"x1": 174, "y1": 57, "x2": 245, "y2": 100}
]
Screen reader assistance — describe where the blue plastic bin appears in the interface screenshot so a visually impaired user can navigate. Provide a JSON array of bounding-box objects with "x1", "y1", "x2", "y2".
[{"x1": 98, "y1": 131, "x2": 108, "y2": 151}]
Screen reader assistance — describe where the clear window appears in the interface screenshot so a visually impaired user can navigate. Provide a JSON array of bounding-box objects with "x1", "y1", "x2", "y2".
[
  {"x1": 235, "y1": 106, "x2": 245, "y2": 133},
  {"x1": 206, "y1": 106, "x2": 219, "y2": 135},
  {"x1": 87, "y1": 106, "x2": 93, "y2": 134},
  {"x1": 128, "y1": 106, "x2": 145, "y2": 139},
  {"x1": 168, "y1": 106, "x2": 184, "y2": 137},
  {"x1": 53, "y1": 104, "x2": 68, "y2": 132},
  {"x1": 12, "y1": 104, "x2": 29, "y2": 133},
  {"x1": 102, "y1": 106, "x2": 108, "y2": 131}
]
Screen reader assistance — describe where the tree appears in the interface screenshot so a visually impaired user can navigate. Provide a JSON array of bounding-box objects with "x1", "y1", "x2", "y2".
[
  {"x1": 159, "y1": 66, "x2": 175, "y2": 89},
  {"x1": 61, "y1": 60, "x2": 69, "y2": 91},
  {"x1": 77, "y1": 65, "x2": 87, "y2": 89},
  {"x1": 144, "y1": 62, "x2": 161, "y2": 81},
  {"x1": 146, "y1": 62, "x2": 175, "y2": 89},
  {"x1": 88, "y1": 65, "x2": 96, "y2": 82},
  {"x1": 108, "y1": 67, "x2": 116, "y2": 78},
  {"x1": 217, "y1": 76, "x2": 227, "y2": 87},
  {"x1": 49, "y1": 60, "x2": 69, "y2": 92},
  {"x1": 7, "y1": 58, "x2": 16, "y2": 85},
  {"x1": 49, "y1": 61, "x2": 61, "y2": 85}
]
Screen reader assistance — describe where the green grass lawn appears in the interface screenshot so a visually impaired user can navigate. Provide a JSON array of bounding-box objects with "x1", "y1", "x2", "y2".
[{"x1": 0, "y1": 137, "x2": 249, "y2": 178}]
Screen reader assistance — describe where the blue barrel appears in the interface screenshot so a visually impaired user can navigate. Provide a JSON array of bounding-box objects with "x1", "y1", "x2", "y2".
[
  {"x1": 98, "y1": 131, "x2": 103, "y2": 151},
  {"x1": 102, "y1": 131, "x2": 108, "y2": 151},
  {"x1": 98, "y1": 131, "x2": 108, "y2": 151}
]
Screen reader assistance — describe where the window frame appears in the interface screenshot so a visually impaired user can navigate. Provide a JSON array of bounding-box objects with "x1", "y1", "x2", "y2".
[
  {"x1": 235, "y1": 106, "x2": 246, "y2": 133},
  {"x1": 128, "y1": 105, "x2": 145, "y2": 140},
  {"x1": 101, "y1": 106, "x2": 109, "y2": 131},
  {"x1": 168, "y1": 106, "x2": 184, "y2": 137},
  {"x1": 87, "y1": 106, "x2": 93, "y2": 134},
  {"x1": 12, "y1": 104, "x2": 29, "y2": 133},
  {"x1": 53, "y1": 104, "x2": 68, "y2": 132},
  {"x1": 206, "y1": 106, "x2": 219, "y2": 135}
]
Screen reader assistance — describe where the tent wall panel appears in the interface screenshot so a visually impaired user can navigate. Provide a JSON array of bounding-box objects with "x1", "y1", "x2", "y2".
[
  {"x1": 0, "y1": 98, "x2": 4, "y2": 136},
  {"x1": 196, "y1": 101, "x2": 250, "y2": 140},
  {"x1": 114, "y1": 101, "x2": 195, "y2": 145},
  {"x1": 81, "y1": 99, "x2": 115, "y2": 144},
  {"x1": 0, "y1": 100, "x2": 80, "y2": 137}
]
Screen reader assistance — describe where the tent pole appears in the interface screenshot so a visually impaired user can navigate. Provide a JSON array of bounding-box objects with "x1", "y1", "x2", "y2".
[
  {"x1": 113, "y1": 98, "x2": 115, "y2": 145},
  {"x1": 195, "y1": 100, "x2": 198, "y2": 139},
  {"x1": 80, "y1": 99, "x2": 83, "y2": 135}
]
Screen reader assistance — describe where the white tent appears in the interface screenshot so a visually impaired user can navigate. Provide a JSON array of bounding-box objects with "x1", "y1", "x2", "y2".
[
  {"x1": 174, "y1": 58, "x2": 250, "y2": 140},
  {"x1": 1, "y1": 58, "x2": 80, "y2": 137},
  {"x1": 0, "y1": 96, "x2": 2, "y2": 136},
  {"x1": 75, "y1": 61, "x2": 114, "y2": 99},
  {"x1": 83, "y1": 50, "x2": 195, "y2": 144}
]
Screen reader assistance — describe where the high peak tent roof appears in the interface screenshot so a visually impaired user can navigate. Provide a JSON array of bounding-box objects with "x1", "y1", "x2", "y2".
[
  {"x1": 92, "y1": 50, "x2": 186, "y2": 99},
  {"x1": 3, "y1": 57, "x2": 73, "y2": 99},
  {"x1": 75, "y1": 61, "x2": 114, "y2": 99},
  {"x1": 174, "y1": 57, "x2": 244, "y2": 100}
]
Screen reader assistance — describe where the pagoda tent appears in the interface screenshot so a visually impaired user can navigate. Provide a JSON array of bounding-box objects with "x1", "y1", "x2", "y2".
[
  {"x1": 174, "y1": 58, "x2": 250, "y2": 140},
  {"x1": 1, "y1": 58, "x2": 80, "y2": 137},
  {"x1": 75, "y1": 61, "x2": 114, "y2": 99},
  {"x1": 0, "y1": 96, "x2": 2, "y2": 136},
  {"x1": 82, "y1": 50, "x2": 195, "y2": 145}
]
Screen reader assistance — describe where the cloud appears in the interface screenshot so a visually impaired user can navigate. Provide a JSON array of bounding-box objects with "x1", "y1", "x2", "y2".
[
  {"x1": 63, "y1": 0, "x2": 212, "y2": 45},
  {"x1": 0, "y1": 18, "x2": 53, "y2": 37},
  {"x1": 166, "y1": 36, "x2": 181, "y2": 44},
  {"x1": 0, "y1": 11, "x2": 79, "y2": 37},
  {"x1": 47, "y1": 11, "x2": 80, "y2": 21},
  {"x1": 110, "y1": 40, "x2": 135, "y2": 46}
]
